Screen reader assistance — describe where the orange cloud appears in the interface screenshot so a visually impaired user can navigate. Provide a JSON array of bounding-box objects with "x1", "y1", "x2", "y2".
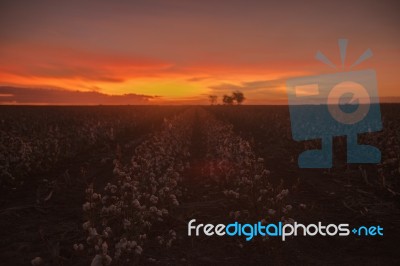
[
  {"x1": 0, "y1": 0, "x2": 399, "y2": 104},
  {"x1": 0, "y1": 43, "x2": 173, "y2": 83},
  {"x1": 0, "y1": 86, "x2": 155, "y2": 105}
]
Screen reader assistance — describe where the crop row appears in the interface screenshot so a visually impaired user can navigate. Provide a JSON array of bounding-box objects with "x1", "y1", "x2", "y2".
[
  {"x1": 79, "y1": 109, "x2": 195, "y2": 265},
  {"x1": 0, "y1": 106, "x2": 184, "y2": 190},
  {"x1": 198, "y1": 109, "x2": 298, "y2": 243}
]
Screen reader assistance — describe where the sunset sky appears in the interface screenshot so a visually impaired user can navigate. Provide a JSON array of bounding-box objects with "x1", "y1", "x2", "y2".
[{"x1": 0, "y1": 0, "x2": 399, "y2": 105}]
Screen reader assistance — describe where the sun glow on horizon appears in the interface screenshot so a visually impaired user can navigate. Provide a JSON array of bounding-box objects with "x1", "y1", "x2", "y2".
[{"x1": 0, "y1": 1, "x2": 399, "y2": 105}]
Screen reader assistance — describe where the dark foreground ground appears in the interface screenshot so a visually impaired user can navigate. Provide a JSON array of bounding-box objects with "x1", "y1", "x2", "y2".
[{"x1": 0, "y1": 105, "x2": 399, "y2": 265}]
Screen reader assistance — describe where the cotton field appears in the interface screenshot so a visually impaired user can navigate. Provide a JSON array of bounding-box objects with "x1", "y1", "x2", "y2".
[{"x1": 0, "y1": 105, "x2": 399, "y2": 265}]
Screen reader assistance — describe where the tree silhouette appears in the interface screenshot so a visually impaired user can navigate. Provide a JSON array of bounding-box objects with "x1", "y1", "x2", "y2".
[
  {"x1": 222, "y1": 95, "x2": 234, "y2": 105},
  {"x1": 208, "y1": 95, "x2": 218, "y2": 105},
  {"x1": 232, "y1": 91, "x2": 245, "y2": 105}
]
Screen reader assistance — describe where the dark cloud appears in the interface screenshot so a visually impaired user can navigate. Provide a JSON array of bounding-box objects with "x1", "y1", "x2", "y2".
[
  {"x1": 0, "y1": 87, "x2": 155, "y2": 105},
  {"x1": 186, "y1": 76, "x2": 210, "y2": 82},
  {"x1": 18, "y1": 65, "x2": 126, "y2": 83},
  {"x1": 208, "y1": 83, "x2": 242, "y2": 91},
  {"x1": 209, "y1": 78, "x2": 285, "y2": 92}
]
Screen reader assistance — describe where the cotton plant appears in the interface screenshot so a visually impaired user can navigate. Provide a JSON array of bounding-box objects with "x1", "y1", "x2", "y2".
[
  {"x1": 198, "y1": 110, "x2": 296, "y2": 226},
  {"x1": 0, "y1": 107, "x2": 184, "y2": 189},
  {"x1": 78, "y1": 109, "x2": 196, "y2": 265}
]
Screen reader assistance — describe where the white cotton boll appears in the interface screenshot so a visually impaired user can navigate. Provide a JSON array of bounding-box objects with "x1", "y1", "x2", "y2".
[
  {"x1": 150, "y1": 195, "x2": 158, "y2": 204},
  {"x1": 111, "y1": 196, "x2": 118, "y2": 201},
  {"x1": 114, "y1": 249, "x2": 121, "y2": 259},
  {"x1": 101, "y1": 206, "x2": 108, "y2": 215},
  {"x1": 157, "y1": 236, "x2": 164, "y2": 245},
  {"x1": 104, "y1": 255, "x2": 112, "y2": 265},
  {"x1": 128, "y1": 240, "x2": 137, "y2": 249},
  {"x1": 82, "y1": 202, "x2": 91, "y2": 211},
  {"x1": 123, "y1": 219, "x2": 131, "y2": 229},
  {"x1": 169, "y1": 230, "x2": 177, "y2": 238},
  {"x1": 89, "y1": 228, "x2": 98, "y2": 237},
  {"x1": 169, "y1": 179, "x2": 177, "y2": 187},
  {"x1": 113, "y1": 167, "x2": 119, "y2": 176},
  {"x1": 161, "y1": 208, "x2": 168, "y2": 215},
  {"x1": 122, "y1": 182, "x2": 131, "y2": 190},
  {"x1": 108, "y1": 204, "x2": 117, "y2": 213},
  {"x1": 132, "y1": 199, "x2": 141, "y2": 209},
  {"x1": 276, "y1": 189, "x2": 289, "y2": 200},
  {"x1": 119, "y1": 238, "x2": 128, "y2": 250},
  {"x1": 101, "y1": 195, "x2": 109, "y2": 204},
  {"x1": 78, "y1": 244, "x2": 84, "y2": 251},
  {"x1": 287, "y1": 218, "x2": 295, "y2": 224},
  {"x1": 73, "y1": 244, "x2": 79, "y2": 251},
  {"x1": 82, "y1": 221, "x2": 91, "y2": 231},
  {"x1": 135, "y1": 245, "x2": 143, "y2": 255},
  {"x1": 144, "y1": 221, "x2": 152, "y2": 228},
  {"x1": 148, "y1": 258, "x2": 156, "y2": 263},
  {"x1": 102, "y1": 241, "x2": 108, "y2": 254},
  {"x1": 31, "y1": 257, "x2": 43, "y2": 266},
  {"x1": 172, "y1": 199, "x2": 179, "y2": 206},
  {"x1": 91, "y1": 255, "x2": 103, "y2": 266},
  {"x1": 110, "y1": 185, "x2": 118, "y2": 194},
  {"x1": 299, "y1": 203, "x2": 307, "y2": 209}
]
